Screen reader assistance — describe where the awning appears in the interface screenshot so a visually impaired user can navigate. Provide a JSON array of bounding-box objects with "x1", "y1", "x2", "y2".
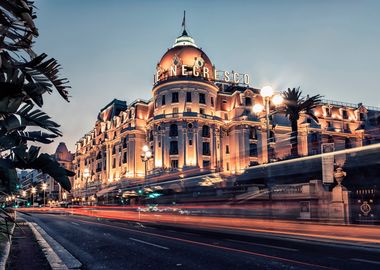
[{"x1": 96, "y1": 186, "x2": 117, "y2": 197}]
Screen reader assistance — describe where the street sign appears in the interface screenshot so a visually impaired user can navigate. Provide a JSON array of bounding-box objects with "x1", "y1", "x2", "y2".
[{"x1": 321, "y1": 143, "x2": 335, "y2": 183}]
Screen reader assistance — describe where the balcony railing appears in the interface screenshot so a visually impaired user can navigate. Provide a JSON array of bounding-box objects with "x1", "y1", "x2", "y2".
[{"x1": 153, "y1": 112, "x2": 222, "y2": 121}]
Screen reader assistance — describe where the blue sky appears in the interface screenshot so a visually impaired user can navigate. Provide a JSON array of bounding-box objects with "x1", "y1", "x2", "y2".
[{"x1": 33, "y1": 0, "x2": 380, "y2": 153}]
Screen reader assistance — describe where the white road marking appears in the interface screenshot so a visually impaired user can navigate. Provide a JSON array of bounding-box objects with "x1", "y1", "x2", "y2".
[
  {"x1": 129, "y1": 237, "x2": 169, "y2": 250},
  {"x1": 350, "y1": 258, "x2": 380, "y2": 265},
  {"x1": 227, "y1": 239, "x2": 298, "y2": 251},
  {"x1": 71, "y1": 222, "x2": 79, "y2": 226}
]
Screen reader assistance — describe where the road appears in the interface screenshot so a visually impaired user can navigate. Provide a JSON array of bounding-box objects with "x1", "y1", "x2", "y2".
[{"x1": 18, "y1": 211, "x2": 380, "y2": 270}]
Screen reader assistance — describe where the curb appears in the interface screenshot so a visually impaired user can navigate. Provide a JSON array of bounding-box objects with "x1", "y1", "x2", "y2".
[
  {"x1": 25, "y1": 220, "x2": 82, "y2": 270},
  {"x1": 0, "y1": 221, "x2": 15, "y2": 270}
]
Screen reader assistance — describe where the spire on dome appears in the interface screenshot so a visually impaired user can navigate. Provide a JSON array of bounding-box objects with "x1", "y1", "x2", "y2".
[
  {"x1": 173, "y1": 11, "x2": 197, "y2": 48},
  {"x1": 181, "y1": 10, "x2": 188, "y2": 36}
]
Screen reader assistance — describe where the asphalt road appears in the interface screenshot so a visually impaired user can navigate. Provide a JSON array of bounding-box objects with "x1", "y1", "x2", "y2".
[{"x1": 18, "y1": 212, "x2": 380, "y2": 270}]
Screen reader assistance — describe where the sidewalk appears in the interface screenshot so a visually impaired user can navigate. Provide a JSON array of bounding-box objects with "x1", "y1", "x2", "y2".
[{"x1": 6, "y1": 221, "x2": 51, "y2": 270}]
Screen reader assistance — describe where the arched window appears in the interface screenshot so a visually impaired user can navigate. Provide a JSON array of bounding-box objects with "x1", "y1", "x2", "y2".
[
  {"x1": 202, "y1": 125, "x2": 210, "y2": 137},
  {"x1": 169, "y1": 124, "x2": 178, "y2": 137}
]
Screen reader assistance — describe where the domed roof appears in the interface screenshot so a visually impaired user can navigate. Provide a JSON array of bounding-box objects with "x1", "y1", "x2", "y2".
[{"x1": 156, "y1": 29, "x2": 214, "y2": 83}]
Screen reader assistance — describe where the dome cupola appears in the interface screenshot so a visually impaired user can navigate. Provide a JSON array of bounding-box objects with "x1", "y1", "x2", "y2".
[{"x1": 155, "y1": 12, "x2": 214, "y2": 84}]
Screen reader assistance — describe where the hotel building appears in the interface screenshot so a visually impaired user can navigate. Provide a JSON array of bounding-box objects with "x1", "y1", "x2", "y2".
[{"x1": 72, "y1": 24, "x2": 380, "y2": 200}]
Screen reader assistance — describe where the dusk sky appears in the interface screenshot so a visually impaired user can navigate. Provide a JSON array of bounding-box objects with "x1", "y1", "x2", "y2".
[{"x1": 34, "y1": 0, "x2": 380, "y2": 153}]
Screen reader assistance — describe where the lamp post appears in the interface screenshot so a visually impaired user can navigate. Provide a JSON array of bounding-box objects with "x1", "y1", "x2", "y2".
[
  {"x1": 252, "y1": 85, "x2": 283, "y2": 162},
  {"x1": 83, "y1": 167, "x2": 90, "y2": 205},
  {"x1": 31, "y1": 187, "x2": 36, "y2": 206},
  {"x1": 139, "y1": 145, "x2": 152, "y2": 203},
  {"x1": 41, "y1": 182, "x2": 47, "y2": 207}
]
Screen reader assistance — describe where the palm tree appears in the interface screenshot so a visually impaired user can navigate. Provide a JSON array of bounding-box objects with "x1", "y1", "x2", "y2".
[
  {"x1": 0, "y1": 0, "x2": 73, "y2": 193},
  {"x1": 282, "y1": 87, "x2": 322, "y2": 157}
]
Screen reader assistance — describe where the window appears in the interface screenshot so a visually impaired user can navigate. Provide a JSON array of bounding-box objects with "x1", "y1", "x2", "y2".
[
  {"x1": 269, "y1": 131, "x2": 275, "y2": 143},
  {"x1": 249, "y1": 127, "x2": 257, "y2": 140},
  {"x1": 173, "y1": 107, "x2": 179, "y2": 114},
  {"x1": 170, "y1": 141, "x2": 178, "y2": 155},
  {"x1": 172, "y1": 92, "x2": 179, "y2": 103},
  {"x1": 171, "y1": 159, "x2": 179, "y2": 169},
  {"x1": 202, "y1": 142, "x2": 210, "y2": 155},
  {"x1": 112, "y1": 158, "x2": 116, "y2": 168},
  {"x1": 186, "y1": 107, "x2": 192, "y2": 112},
  {"x1": 202, "y1": 125, "x2": 210, "y2": 137},
  {"x1": 199, "y1": 93, "x2": 206, "y2": 104},
  {"x1": 189, "y1": 139, "x2": 193, "y2": 146},
  {"x1": 328, "y1": 135, "x2": 334, "y2": 143},
  {"x1": 112, "y1": 146, "x2": 116, "y2": 155},
  {"x1": 344, "y1": 123, "x2": 350, "y2": 132},
  {"x1": 211, "y1": 97, "x2": 214, "y2": 106},
  {"x1": 249, "y1": 143, "x2": 258, "y2": 157},
  {"x1": 200, "y1": 108, "x2": 205, "y2": 115},
  {"x1": 169, "y1": 124, "x2": 178, "y2": 137},
  {"x1": 226, "y1": 162, "x2": 230, "y2": 171},
  {"x1": 186, "y1": 92, "x2": 192, "y2": 102},
  {"x1": 123, "y1": 152, "x2": 127, "y2": 163},
  {"x1": 162, "y1": 95, "x2": 166, "y2": 105},
  {"x1": 360, "y1": 112, "x2": 365, "y2": 121},
  {"x1": 326, "y1": 107, "x2": 331, "y2": 117},
  {"x1": 342, "y1": 110, "x2": 348, "y2": 119},
  {"x1": 203, "y1": 160, "x2": 211, "y2": 168},
  {"x1": 224, "y1": 113, "x2": 228, "y2": 120},
  {"x1": 245, "y1": 97, "x2": 252, "y2": 106},
  {"x1": 345, "y1": 138, "x2": 352, "y2": 149},
  {"x1": 226, "y1": 145, "x2": 230, "y2": 154}
]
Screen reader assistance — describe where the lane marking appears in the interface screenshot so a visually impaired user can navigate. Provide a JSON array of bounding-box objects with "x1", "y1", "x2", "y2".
[
  {"x1": 71, "y1": 222, "x2": 80, "y2": 226},
  {"x1": 129, "y1": 237, "x2": 169, "y2": 250},
  {"x1": 350, "y1": 258, "x2": 380, "y2": 265},
  {"x1": 75, "y1": 218, "x2": 336, "y2": 270},
  {"x1": 227, "y1": 239, "x2": 298, "y2": 251}
]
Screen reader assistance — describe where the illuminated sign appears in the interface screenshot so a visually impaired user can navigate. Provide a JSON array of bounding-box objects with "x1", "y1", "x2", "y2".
[{"x1": 154, "y1": 65, "x2": 250, "y2": 85}]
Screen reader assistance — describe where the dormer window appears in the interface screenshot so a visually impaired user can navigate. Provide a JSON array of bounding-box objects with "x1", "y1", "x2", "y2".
[
  {"x1": 245, "y1": 97, "x2": 252, "y2": 106},
  {"x1": 342, "y1": 110, "x2": 348, "y2": 119}
]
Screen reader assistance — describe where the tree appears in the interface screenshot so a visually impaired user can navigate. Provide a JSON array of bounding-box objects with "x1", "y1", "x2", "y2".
[
  {"x1": 282, "y1": 87, "x2": 322, "y2": 157},
  {"x1": 0, "y1": 0, "x2": 74, "y2": 193}
]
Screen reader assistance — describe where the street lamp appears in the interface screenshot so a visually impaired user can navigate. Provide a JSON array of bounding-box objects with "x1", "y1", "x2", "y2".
[
  {"x1": 253, "y1": 85, "x2": 284, "y2": 158},
  {"x1": 83, "y1": 167, "x2": 90, "y2": 205},
  {"x1": 31, "y1": 187, "x2": 36, "y2": 206},
  {"x1": 139, "y1": 145, "x2": 153, "y2": 204},
  {"x1": 41, "y1": 183, "x2": 47, "y2": 207},
  {"x1": 141, "y1": 145, "x2": 152, "y2": 180}
]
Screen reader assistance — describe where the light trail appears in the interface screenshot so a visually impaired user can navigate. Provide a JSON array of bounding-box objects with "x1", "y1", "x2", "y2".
[
  {"x1": 73, "y1": 217, "x2": 337, "y2": 270},
  {"x1": 19, "y1": 207, "x2": 380, "y2": 245}
]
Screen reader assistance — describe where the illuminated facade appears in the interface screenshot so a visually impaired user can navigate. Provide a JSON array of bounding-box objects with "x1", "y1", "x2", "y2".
[{"x1": 72, "y1": 25, "x2": 380, "y2": 200}]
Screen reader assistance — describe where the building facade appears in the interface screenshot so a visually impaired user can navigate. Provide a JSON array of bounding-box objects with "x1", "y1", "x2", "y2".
[{"x1": 72, "y1": 25, "x2": 380, "y2": 201}]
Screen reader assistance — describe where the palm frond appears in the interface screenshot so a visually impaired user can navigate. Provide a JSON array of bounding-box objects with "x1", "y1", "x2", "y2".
[{"x1": 19, "y1": 53, "x2": 71, "y2": 102}]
